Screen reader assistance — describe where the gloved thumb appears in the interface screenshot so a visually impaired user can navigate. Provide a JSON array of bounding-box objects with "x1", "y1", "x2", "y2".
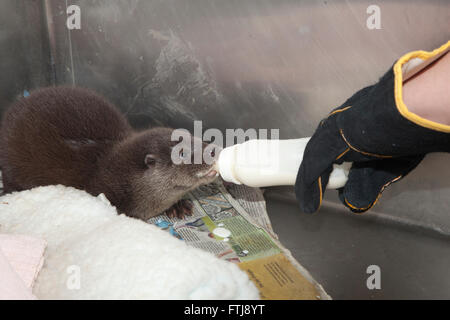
[{"x1": 338, "y1": 155, "x2": 424, "y2": 213}]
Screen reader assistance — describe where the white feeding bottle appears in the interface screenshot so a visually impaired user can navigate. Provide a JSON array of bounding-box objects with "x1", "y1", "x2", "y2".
[{"x1": 216, "y1": 137, "x2": 351, "y2": 189}]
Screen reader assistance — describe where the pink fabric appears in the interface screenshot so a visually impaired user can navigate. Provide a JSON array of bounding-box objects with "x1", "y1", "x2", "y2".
[{"x1": 0, "y1": 234, "x2": 46, "y2": 300}]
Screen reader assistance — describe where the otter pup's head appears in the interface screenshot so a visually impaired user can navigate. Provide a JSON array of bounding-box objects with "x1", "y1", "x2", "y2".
[
  {"x1": 142, "y1": 127, "x2": 218, "y2": 189},
  {"x1": 108, "y1": 127, "x2": 219, "y2": 219}
]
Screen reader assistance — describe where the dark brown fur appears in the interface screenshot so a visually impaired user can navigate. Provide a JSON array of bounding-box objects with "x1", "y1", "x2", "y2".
[{"x1": 0, "y1": 86, "x2": 217, "y2": 220}]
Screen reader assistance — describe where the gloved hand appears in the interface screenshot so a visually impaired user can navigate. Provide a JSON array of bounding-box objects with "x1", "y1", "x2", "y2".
[{"x1": 295, "y1": 41, "x2": 450, "y2": 214}]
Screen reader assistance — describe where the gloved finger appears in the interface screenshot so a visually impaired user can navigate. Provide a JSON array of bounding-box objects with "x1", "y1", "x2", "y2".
[
  {"x1": 296, "y1": 164, "x2": 333, "y2": 213},
  {"x1": 295, "y1": 117, "x2": 348, "y2": 213},
  {"x1": 339, "y1": 155, "x2": 425, "y2": 213}
]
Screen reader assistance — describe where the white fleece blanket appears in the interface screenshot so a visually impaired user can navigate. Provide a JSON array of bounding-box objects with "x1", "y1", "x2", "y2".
[{"x1": 0, "y1": 186, "x2": 259, "y2": 299}]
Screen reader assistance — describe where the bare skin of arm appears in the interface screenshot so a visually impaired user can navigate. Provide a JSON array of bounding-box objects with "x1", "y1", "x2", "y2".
[{"x1": 403, "y1": 51, "x2": 450, "y2": 125}]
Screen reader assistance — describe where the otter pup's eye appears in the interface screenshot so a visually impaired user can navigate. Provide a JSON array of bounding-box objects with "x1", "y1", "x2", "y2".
[
  {"x1": 145, "y1": 154, "x2": 157, "y2": 167},
  {"x1": 179, "y1": 149, "x2": 188, "y2": 160},
  {"x1": 210, "y1": 149, "x2": 215, "y2": 158}
]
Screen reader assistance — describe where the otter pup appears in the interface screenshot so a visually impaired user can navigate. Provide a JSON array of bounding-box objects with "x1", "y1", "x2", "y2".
[{"x1": 0, "y1": 86, "x2": 218, "y2": 220}]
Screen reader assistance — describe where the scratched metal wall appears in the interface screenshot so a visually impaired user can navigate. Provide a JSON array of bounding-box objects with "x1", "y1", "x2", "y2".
[
  {"x1": 1, "y1": 0, "x2": 449, "y2": 298},
  {"x1": 0, "y1": 1, "x2": 52, "y2": 109}
]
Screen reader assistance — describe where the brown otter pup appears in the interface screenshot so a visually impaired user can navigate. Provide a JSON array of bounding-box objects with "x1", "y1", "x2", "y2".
[{"x1": 0, "y1": 86, "x2": 218, "y2": 220}]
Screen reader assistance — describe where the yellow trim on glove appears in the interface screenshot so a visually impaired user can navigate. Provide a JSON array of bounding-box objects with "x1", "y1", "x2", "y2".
[
  {"x1": 328, "y1": 106, "x2": 352, "y2": 117},
  {"x1": 318, "y1": 176, "x2": 323, "y2": 210},
  {"x1": 335, "y1": 148, "x2": 350, "y2": 160},
  {"x1": 320, "y1": 106, "x2": 353, "y2": 126},
  {"x1": 394, "y1": 40, "x2": 450, "y2": 133}
]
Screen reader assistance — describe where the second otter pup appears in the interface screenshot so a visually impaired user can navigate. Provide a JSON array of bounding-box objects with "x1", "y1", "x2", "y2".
[{"x1": 0, "y1": 86, "x2": 218, "y2": 220}]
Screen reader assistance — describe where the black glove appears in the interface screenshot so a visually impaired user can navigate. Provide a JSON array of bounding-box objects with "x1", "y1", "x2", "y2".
[{"x1": 295, "y1": 41, "x2": 450, "y2": 214}]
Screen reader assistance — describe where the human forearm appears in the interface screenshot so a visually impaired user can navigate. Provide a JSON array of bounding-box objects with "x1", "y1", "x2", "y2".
[{"x1": 403, "y1": 51, "x2": 450, "y2": 125}]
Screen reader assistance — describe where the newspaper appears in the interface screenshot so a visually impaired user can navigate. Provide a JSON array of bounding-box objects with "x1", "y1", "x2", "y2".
[
  {"x1": 148, "y1": 182, "x2": 281, "y2": 263},
  {"x1": 148, "y1": 181, "x2": 330, "y2": 300}
]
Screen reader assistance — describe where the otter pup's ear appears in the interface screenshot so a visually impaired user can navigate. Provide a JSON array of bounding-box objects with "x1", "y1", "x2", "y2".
[{"x1": 145, "y1": 154, "x2": 157, "y2": 167}]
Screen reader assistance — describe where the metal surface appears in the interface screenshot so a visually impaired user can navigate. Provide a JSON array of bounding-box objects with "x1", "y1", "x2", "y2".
[
  {"x1": 266, "y1": 196, "x2": 450, "y2": 299},
  {"x1": 0, "y1": 0, "x2": 52, "y2": 112},
  {"x1": 1, "y1": 0, "x2": 449, "y2": 299}
]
